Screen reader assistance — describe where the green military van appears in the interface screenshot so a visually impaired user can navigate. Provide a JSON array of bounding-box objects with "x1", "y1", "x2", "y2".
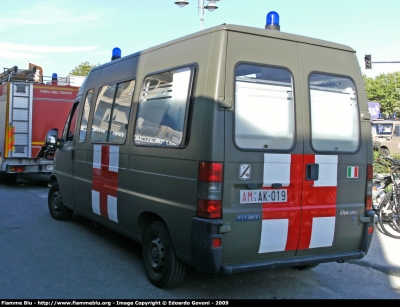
[{"x1": 46, "y1": 12, "x2": 375, "y2": 288}]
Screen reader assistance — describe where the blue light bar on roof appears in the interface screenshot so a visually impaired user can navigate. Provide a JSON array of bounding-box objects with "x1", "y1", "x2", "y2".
[
  {"x1": 265, "y1": 11, "x2": 280, "y2": 31},
  {"x1": 111, "y1": 47, "x2": 121, "y2": 61}
]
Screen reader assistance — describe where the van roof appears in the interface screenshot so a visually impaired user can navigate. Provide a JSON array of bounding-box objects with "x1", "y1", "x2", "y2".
[{"x1": 91, "y1": 24, "x2": 355, "y2": 73}]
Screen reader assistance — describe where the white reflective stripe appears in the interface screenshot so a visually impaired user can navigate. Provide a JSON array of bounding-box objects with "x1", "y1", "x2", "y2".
[
  {"x1": 314, "y1": 155, "x2": 338, "y2": 187},
  {"x1": 263, "y1": 154, "x2": 291, "y2": 187},
  {"x1": 259, "y1": 219, "x2": 288, "y2": 253},
  {"x1": 109, "y1": 146, "x2": 119, "y2": 172},
  {"x1": 92, "y1": 190, "x2": 100, "y2": 215},
  {"x1": 93, "y1": 145, "x2": 101, "y2": 169},
  {"x1": 309, "y1": 216, "x2": 335, "y2": 248},
  {"x1": 107, "y1": 195, "x2": 118, "y2": 222}
]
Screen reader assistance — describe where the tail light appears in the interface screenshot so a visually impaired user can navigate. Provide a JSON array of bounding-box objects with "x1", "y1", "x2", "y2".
[
  {"x1": 197, "y1": 161, "x2": 223, "y2": 219},
  {"x1": 365, "y1": 164, "x2": 373, "y2": 211},
  {"x1": 11, "y1": 166, "x2": 25, "y2": 172}
]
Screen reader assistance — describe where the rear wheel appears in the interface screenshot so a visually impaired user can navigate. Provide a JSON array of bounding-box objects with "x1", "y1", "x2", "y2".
[
  {"x1": 142, "y1": 221, "x2": 186, "y2": 288},
  {"x1": 48, "y1": 181, "x2": 73, "y2": 220},
  {"x1": 378, "y1": 192, "x2": 400, "y2": 239}
]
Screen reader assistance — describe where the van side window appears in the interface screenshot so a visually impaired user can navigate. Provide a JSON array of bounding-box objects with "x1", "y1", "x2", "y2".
[
  {"x1": 90, "y1": 80, "x2": 135, "y2": 144},
  {"x1": 309, "y1": 74, "x2": 359, "y2": 152},
  {"x1": 234, "y1": 64, "x2": 294, "y2": 150},
  {"x1": 79, "y1": 89, "x2": 94, "y2": 143},
  {"x1": 134, "y1": 67, "x2": 194, "y2": 146}
]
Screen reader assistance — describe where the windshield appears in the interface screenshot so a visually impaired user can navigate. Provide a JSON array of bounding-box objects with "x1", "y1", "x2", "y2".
[{"x1": 372, "y1": 123, "x2": 393, "y2": 136}]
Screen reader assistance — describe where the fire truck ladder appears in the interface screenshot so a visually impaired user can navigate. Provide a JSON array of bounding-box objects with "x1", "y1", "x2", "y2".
[{"x1": 9, "y1": 82, "x2": 32, "y2": 158}]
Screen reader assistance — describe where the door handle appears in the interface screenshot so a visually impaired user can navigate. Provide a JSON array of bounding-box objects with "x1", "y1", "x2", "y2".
[{"x1": 306, "y1": 164, "x2": 319, "y2": 181}]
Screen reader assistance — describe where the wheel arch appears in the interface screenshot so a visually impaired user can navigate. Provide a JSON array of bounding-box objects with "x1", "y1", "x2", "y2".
[
  {"x1": 50, "y1": 174, "x2": 58, "y2": 184},
  {"x1": 138, "y1": 211, "x2": 166, "y2": 243}
]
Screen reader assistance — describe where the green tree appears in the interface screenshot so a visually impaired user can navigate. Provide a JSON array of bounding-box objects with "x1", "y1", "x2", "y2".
[
  {"x1": 69, "y1": 61, "x2": 100, "y2": 76},
  {"x1": 364, "y1": 72, "x2": 400, "y2": 116}
]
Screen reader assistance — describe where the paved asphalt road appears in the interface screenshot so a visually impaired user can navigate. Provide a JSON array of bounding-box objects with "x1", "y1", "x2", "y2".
[{"x1": 0, "y1": 174, "x2": 399, "y2": 300}]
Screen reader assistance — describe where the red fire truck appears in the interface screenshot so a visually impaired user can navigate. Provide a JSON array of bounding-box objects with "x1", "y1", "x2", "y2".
[{"x1": 0, "y1": 66, "x2": 79, "y2": 183}]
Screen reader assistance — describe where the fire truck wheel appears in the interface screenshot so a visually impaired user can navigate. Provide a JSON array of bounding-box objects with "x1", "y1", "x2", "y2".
[
  {"x1": 48, "y1": 181, "x2": 73, "y2": 221},
  {"x1": 142, "y1": 221, "x2": 186, "y2": 288},
  {"x1": 1, "y1": 174, "x2": 17, "y2": 184}
]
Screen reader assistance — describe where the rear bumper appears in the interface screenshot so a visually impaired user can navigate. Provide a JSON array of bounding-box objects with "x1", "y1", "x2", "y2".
[
  {"x1": 191, "y1": 217, "x2": 223, "y2": 273},
  {"x1": 0, "y1": 158, "x2": 53, "y2": 173},
  {"x1": 220, "y1": 250, "x2": 365, "y2": 274},
  {"x1": 359, "y1": 210, "x2": 375, "y2": 255},
  {"x1": 191, "y1": 215, "x2": 373, "y2": 275}
]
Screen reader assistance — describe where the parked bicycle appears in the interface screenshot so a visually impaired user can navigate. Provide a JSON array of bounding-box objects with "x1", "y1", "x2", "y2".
[
  {"x1": 375, "y1": 155, "x2": 400, "y2": 239},
  {"x1": 372, "y1": 173, "x2": 391, "y2": 210}
]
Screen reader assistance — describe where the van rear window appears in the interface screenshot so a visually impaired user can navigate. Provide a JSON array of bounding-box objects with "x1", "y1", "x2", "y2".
[
  {"x1": 234, "y1": 64, "x2": 294, "y2": 150},
  {"x1": 134, "y1": 67, "x2": 193, "y2": 147},
  {"x1": 309, "y1": 74, "x2": 359, "y2": 152}
]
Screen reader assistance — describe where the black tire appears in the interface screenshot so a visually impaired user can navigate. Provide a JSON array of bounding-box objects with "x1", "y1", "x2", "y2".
[
  {"x1": 0, "y1": 174, "x2": 18, "y2": 185},
  {"x1": 142, "y1": 221, "x2": 186, "y2": 288},
  {"x1": 293, "y1": 264, "x2": 319, "y2": 270},
  {"x1": 48, "y1": 181, "x2": 73, "y2": 221},
  {"x1": 378, "y1": 192, "x2": 400, "y2": 239}
]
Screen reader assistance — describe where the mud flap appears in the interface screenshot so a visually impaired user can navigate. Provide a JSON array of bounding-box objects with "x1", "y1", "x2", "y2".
[
  {"x1": 191, "y1": 217, "x2": 223, "y2": 273},
  {"x1": 359, "y1": 210, "x2": 375, "y2": 255}
]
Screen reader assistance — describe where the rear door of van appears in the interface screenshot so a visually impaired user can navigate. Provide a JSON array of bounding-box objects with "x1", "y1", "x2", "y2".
[{"x1": 221, "y1": 30, "x2": 367, "y2": 265}]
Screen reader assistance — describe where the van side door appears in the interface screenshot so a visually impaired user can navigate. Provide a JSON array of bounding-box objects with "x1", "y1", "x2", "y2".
[{"x1": 54, "y1": 101, "x2": 79, "y2": 207}]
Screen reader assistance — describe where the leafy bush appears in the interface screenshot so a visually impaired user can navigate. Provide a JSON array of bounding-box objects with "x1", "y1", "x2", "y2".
[{"x1": 373, "y1": 151, "x2": 400, "y2": 174}]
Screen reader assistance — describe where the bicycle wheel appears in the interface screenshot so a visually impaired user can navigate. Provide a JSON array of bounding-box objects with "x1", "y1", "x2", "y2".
[{"x1": 378, "y1": 191, "x2": 400, "y2": 239}]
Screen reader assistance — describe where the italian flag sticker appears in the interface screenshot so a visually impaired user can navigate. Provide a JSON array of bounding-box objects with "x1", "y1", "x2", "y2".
[{"x1": 347, "y1": 166, "x2": 359, "y2": 178}]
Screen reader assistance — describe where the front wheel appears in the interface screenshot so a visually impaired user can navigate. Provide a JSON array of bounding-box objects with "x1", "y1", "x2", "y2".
[
  {"x1": 378, "y1": 192, "x2": 400, "y2": 239},
  {"x1": 48, "y1": 181, "x2": 73, "y2": 221},
  {"x1": 142, "y1": 221, "x2": 186, "y2": 288}
]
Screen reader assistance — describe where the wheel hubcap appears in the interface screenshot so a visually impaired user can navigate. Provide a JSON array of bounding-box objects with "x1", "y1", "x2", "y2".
[
  {"x1": 148, "y1": 236, "x2": 165, "y2": 273},
  {"x1": 52, "y1": 191, "x2": 62, "y2": 212}
]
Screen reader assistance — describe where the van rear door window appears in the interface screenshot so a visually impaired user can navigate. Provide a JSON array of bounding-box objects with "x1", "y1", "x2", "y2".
[
  {"x1": 234, "y1": 64, "x2": 294, "y2": 150},
  {"x1": 309, "y1": 74, "x2": 359, "y2": 152},
  {"x1": 134, "y1": 67, "x2": 193, "y2": 147}
]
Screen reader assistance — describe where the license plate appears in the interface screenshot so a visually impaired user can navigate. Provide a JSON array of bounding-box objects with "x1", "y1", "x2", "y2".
[{"x1": 240, "y1": 189, "x2": 287, "y2": 204}]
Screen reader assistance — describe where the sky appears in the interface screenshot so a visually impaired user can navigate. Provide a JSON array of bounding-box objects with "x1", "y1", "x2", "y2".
[{"x1": 1, "y1": 0, "x2": 399, "y2": 80}]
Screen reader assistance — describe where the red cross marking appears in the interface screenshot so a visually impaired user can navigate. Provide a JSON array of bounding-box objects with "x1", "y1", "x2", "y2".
[
  {"x1": 92, "y1": 145, "x2": 119, "y2": 219},
  {"x1": 261, "y1": 154, "x2": 337, "y2": 252}
]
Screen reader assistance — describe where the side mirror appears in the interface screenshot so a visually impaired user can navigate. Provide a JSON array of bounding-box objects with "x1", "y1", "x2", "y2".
[{"x1": 45, "y1": 129, "x2": 59, "y2": 152}]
